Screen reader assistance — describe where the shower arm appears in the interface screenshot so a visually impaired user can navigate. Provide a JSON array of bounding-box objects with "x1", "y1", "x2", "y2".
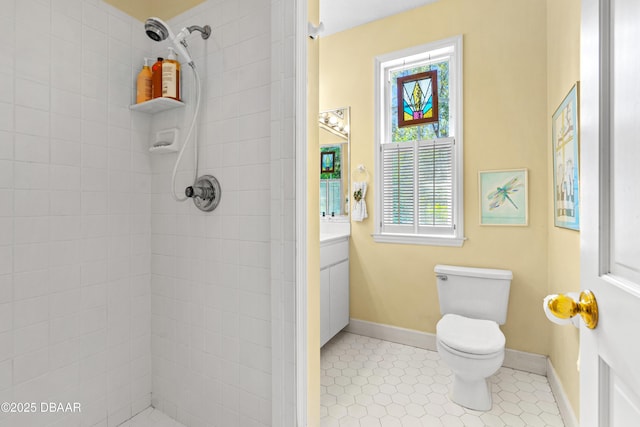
[{"x1": 186, "y1": 25, "x2": 211, "y2": 39}]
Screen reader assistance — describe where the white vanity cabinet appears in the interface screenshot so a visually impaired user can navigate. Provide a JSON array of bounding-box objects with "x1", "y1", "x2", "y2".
[{"x1": 320, "y1": 236, "x2": 350, "y2": 347}]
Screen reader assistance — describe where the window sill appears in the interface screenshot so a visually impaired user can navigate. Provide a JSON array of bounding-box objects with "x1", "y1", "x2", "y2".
[{"x1": 372, "y1": 233, "x2": 466, "y2": 247}]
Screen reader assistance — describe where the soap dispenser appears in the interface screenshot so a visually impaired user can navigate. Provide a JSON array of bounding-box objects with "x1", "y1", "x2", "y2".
[
  {"x1": 162, "y1": 47, "x2": 181, "y2": 101},
  {"x1": 136, "y1": 57, "x2": 152, "y2": 103}
]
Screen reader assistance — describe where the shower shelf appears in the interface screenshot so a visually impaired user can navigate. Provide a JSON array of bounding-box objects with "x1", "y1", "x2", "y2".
[{"x1": 129, "y1": 97, "x2": 185, "y2": 114}]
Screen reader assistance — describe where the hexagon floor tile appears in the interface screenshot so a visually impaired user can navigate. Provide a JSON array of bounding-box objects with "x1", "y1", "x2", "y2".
[{"x1": 321, "y1": 332, "x2": 565, "y2": 427}]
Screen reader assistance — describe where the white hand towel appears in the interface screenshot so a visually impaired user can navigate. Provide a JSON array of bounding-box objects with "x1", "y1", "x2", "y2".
[{"x1": 352, "y1": 181, "x2": 368, "y2": 222}]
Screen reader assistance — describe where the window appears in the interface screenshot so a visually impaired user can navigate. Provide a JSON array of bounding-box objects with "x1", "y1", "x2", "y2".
[{"x1": 374, "y1": 36, "x2": 464, "y2": 246}]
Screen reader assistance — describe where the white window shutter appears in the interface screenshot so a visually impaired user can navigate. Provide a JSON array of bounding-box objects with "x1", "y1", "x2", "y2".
[
  {"x1": 382, "y1": 143, "x2": 414, "y2": 233},
  {"x1": 418, "y1": 138, "x2": 454, "y2": 231},
  {"x1": 382, "y1": 138, "x2": 455, "y2": 235}
]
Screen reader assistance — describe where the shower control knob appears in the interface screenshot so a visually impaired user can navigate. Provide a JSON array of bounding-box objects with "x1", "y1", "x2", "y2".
[
  {"x1": 185, "y1": 184, "x2": 214, "y2": 200},
  {"x1": 185, "y1": 175, "x2": 222, "y2": 212}
]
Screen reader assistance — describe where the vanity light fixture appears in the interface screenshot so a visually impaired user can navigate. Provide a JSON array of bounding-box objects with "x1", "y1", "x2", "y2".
[{"x1": 318, "y1": 110, "x2": 349, "y2": 139}]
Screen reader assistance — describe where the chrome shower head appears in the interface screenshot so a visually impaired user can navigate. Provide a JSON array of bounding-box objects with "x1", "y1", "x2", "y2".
[
  {"x1": 145, "y1": 17, "x2": 169, "y2": 42},
  {"x1": 144, "y1": 17, "x2": 211, "y2": 66}
]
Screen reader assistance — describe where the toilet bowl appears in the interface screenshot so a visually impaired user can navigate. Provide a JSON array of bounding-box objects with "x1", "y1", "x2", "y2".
[
  {"x1": 436, "y1": 313, "x2": 505, "y2": 410},
  {"x1": 434, "y1": 264, "x2": 512, "y2": 411}
]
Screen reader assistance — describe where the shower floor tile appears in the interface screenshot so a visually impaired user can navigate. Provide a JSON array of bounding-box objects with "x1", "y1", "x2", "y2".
[
  {"x1": 119, "y1": 407, "x2": 186, "y2": 427},
  {"x1": 321, "y1": 332, "x2": 565, "y2": 427}
]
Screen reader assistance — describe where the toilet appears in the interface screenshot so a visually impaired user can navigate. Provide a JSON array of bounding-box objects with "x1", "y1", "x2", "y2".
[{"x1": 434, "y1": 264, "x2": 513, "y2": 411}]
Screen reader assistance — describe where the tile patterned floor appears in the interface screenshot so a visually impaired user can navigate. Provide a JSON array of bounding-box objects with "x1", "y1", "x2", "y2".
[
  {"x1": 321, "y1": 332, "x2": 565, "y2": 427},
  {"x1": 119, "y1": 407, "x2": 186, "y2": 427}
]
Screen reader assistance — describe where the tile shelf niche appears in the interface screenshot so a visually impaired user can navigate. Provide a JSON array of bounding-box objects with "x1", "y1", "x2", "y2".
[
  {"x1": 129, "y1": 97, "x2": 185, "y2": 114},
  {"x1": 130, "y1": 98, "x2": 185, "y2": 153}
]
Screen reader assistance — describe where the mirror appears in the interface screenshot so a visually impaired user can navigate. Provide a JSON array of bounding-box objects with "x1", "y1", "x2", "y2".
[{"x1": 319, "y1": 107, "x2": 350, "y2": 220}]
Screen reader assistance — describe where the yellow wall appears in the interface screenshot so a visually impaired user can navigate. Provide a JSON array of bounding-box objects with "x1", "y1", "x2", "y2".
[
  {"x1": 546, "y1": 0, "x2": 581, "y2": 417},
  {"x1": 103, "y1": 0, "x2": 206, "y2": 21},
  {"x1": 308, "y1": 2, "x2": 321, "y2": 427},
  {"x1": 320, "y1": 0, "x2": 550, "y2": 355}
]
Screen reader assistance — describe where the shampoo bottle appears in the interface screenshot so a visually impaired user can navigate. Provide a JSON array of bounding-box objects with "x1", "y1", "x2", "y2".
[
  {"x1": 151, "y1": 57, "x2": 164, "y2": 99},
  {"x1": 136, "y1": 57, "x2": 152, "y2": 103},
  {"x1": 162, "y1": 47, "x2": 180, "y2": 101}
]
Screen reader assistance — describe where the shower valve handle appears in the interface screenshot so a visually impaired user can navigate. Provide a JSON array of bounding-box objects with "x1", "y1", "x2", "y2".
[
  {"x1": 183, "y1": 175, "x2": 222, "y2": 212},
  {"x1": 185, "y1": 185, "x2": 213, "y2": 200}
]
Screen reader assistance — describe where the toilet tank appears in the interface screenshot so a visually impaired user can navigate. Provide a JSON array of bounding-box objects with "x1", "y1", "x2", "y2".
[{"x1": 435, "y1": 264, "x2": 513, "y2": 324}]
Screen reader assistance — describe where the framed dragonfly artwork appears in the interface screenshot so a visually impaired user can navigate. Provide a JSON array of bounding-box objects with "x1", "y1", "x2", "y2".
[{"x1": 479, "y1": 169, "x2": 528, "y2": 226}]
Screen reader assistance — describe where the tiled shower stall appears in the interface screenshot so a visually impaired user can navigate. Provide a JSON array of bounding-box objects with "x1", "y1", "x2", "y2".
[{"x1": 0, "y1": 0, "x2": 297, "y2": 426}]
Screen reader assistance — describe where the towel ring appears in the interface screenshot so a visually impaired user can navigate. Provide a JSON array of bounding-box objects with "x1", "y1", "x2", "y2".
[{"x1": 352, "y1": 164, "x2": 370, "y2": 181}]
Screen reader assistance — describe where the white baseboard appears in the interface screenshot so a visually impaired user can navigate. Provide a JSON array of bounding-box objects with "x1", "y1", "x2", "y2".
[
  {"x1": 503, "y1": 347, "x2": 547, "y2": 376},
  {"x1": 547, "y1": 358, "x2": 579, "y2": 427},
  {"x1": 345, "y1": 318, "x2": 547, "y2": 375},
  {"x1": 345, "y1": 318, "x2": 438, "y2": 351}
]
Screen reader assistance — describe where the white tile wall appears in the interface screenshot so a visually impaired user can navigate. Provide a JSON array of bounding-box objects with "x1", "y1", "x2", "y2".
[
  {"x1": 148, "y1": 1, "x2": 274, "y2": 427},
  {"x1": 0, "y1": 1, "x2": 152, "y2": 426},
  {"x1": 1, "y1": 0, "x2": 299, "y2": 425},
  {"x1": 270, "y1": 0, "x2": 298, "y2": 425}
]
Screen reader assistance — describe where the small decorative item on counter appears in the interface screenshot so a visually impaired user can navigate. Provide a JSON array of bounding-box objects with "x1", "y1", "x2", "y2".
[
  {"x1": 136, "y1": 57, "x2": 153, "y2": 103},
  {"x1": 162, "y1": 47, "x2": 181, "y2": 101},
  {"x1": 151, "y1": 57, "x2": 164, "y2": 99}
]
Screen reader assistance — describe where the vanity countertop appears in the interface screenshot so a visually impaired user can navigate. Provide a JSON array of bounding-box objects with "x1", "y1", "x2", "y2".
[
  {"x1": 320, "y1": 231, "x2": 350, "y2": 244},
  {"x1": 320, "y1": 219, "x2": 350, "y2": 244}
]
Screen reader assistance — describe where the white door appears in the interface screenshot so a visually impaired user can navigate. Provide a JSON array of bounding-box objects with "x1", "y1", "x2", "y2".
[{"x1": 581, "y1": 0, "x2": 640, "y2": 425}]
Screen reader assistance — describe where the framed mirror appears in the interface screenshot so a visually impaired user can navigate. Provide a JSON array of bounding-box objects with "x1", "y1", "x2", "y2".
[{"x1": 319, "y1": 107, "x2": 350, "y2": 220}]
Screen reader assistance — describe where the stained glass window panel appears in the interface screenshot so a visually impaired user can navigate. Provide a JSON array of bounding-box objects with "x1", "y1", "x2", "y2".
[
  {"x1": 390, "y1": 59, "x2": 450, "y2": 143},
  {"x1": 397, "y1": 71, "x2": 438, "y2": 128}
]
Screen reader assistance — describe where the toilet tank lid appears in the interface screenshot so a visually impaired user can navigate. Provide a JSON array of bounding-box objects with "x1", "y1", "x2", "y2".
[{"x1": 434, "y1": 264, "x2": 513, "y2": 280}]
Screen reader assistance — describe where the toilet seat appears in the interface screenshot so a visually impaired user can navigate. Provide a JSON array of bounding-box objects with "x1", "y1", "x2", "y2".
[
  {"x1": 436, "y1": 313, "x2": 505, "y2": 355},
  {"x1": 438, "y1": 339, "x2": 503, "y2": 360}
]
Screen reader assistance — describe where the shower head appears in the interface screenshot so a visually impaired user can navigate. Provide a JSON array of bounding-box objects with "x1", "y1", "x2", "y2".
[
  {"x1": 145, "y1": 17, "x2": 169, "y2": 42},
  {"x1": 144, "y1": 17, "x2": 211, "y2": 65}
]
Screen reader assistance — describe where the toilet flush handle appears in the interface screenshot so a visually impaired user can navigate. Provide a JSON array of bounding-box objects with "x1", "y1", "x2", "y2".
[{"x1": 437, "y1": 274, "x2": 448, "y2": 281}]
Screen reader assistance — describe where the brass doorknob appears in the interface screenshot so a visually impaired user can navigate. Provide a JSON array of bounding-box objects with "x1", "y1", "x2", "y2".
[{"x1": 546, "y1": 290, "x2": 598, "y2": 329}]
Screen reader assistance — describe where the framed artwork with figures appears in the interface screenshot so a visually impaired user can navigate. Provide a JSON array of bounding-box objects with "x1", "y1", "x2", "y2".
[{"x1": 552, "y1": 83, "x2": 580, "y2": 231}]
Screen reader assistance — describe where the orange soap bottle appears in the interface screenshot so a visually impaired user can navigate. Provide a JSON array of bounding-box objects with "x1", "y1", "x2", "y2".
[
  {"x1": 136, "y1": 58, "x2": 152, "y2": 103},
  {"x1": 151, "y1": 57, "x2": 164, "y2": 99},
  {"x1": 161, "y1": 47, "x2": 181, "y2": 101}
]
